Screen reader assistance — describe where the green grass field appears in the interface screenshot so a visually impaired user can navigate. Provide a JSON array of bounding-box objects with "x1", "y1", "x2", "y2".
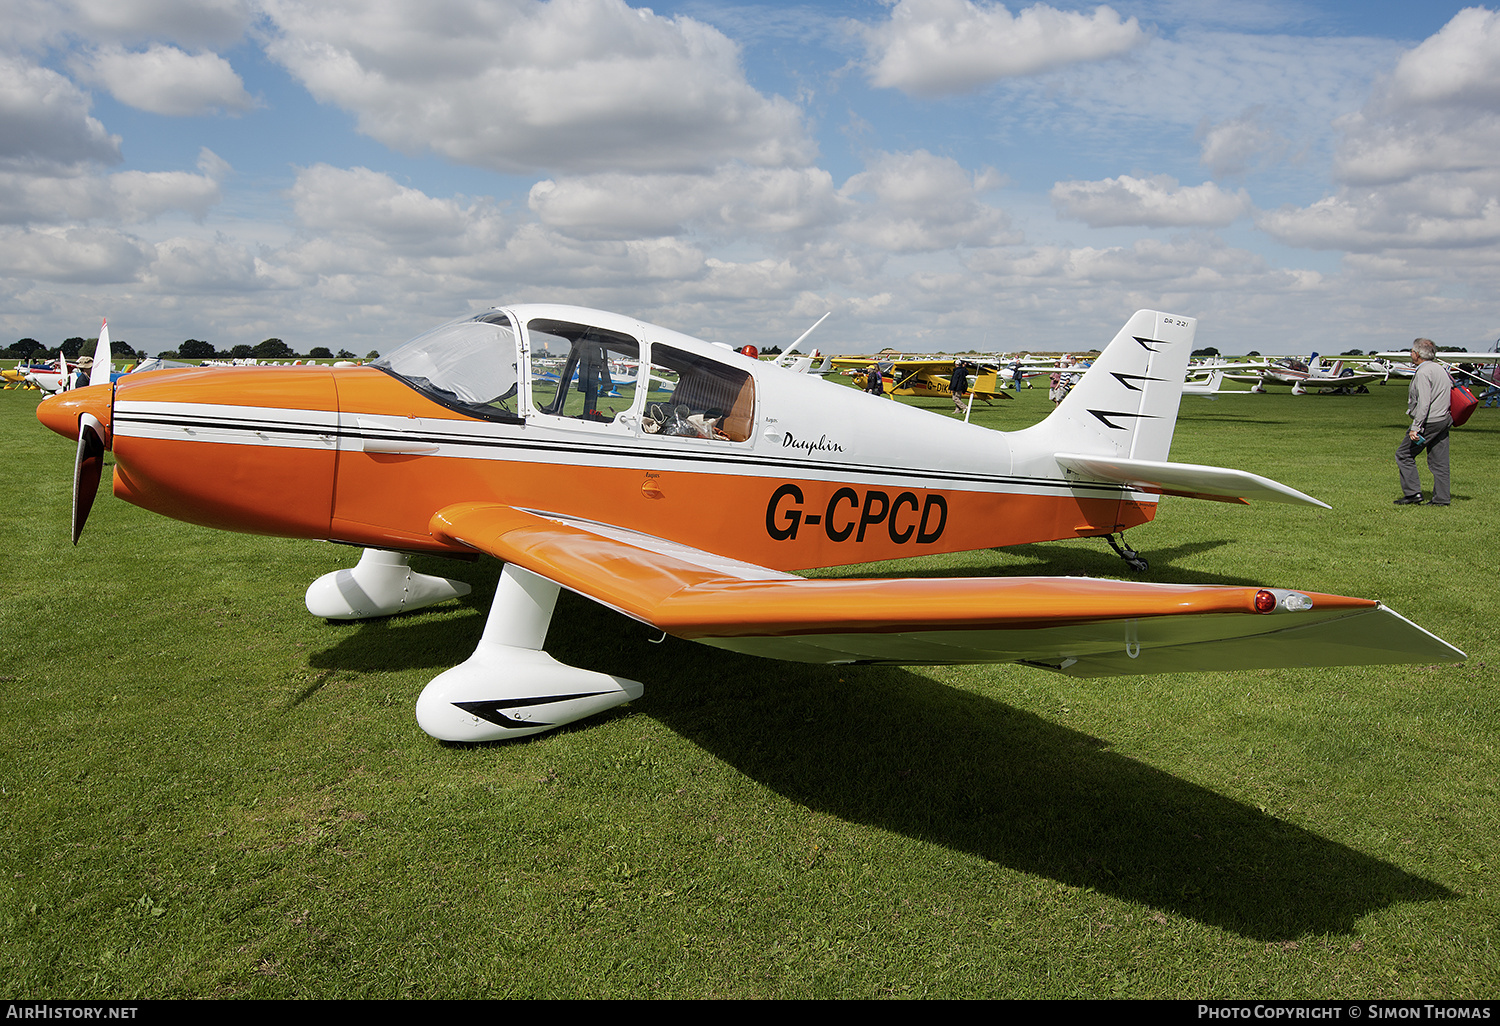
[{"x1": 2, "y1": 375, "x2": 1496, "y2": 999}]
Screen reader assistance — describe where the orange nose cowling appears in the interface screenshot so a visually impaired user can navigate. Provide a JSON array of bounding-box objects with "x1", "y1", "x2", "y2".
[
  {"x1": 37, "y1": 383, "x2": 113, "y2": 446},
  {"x1": 107, "y1": 366, "x2": 340, "y2": 541}
]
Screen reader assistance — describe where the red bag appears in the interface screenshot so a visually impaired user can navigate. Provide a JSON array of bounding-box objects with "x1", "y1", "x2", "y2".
[{"x1": 1451, "y1": 384, "x2": 1478, "y2": 426}]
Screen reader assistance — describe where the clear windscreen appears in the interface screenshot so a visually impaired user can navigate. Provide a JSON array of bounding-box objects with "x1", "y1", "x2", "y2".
[{"x1": 372, "y1": 313, "x2": 520, "y2": 416}]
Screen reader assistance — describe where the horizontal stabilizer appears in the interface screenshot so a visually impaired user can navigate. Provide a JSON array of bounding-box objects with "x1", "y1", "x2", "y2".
[{"x1": 1053, "y1": 453, "x2": 1329, "y2": 508}]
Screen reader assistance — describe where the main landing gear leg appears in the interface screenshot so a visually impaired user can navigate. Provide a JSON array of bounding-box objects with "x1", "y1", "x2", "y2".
[
  {"x1": 1106, "y1": 534, "x2": 1149, "y2": 573},
  {"x1": 415, "y1": 563, "x2": 644, "y2": 742}
]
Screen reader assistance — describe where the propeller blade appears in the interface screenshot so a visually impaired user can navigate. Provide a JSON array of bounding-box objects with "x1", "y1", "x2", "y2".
[
  {"x1": 72, "y1": 412, "x2": 105, "y2": 545},
  {"x1": 91, "y1": 318, "x2": 111, "y2": 385}
]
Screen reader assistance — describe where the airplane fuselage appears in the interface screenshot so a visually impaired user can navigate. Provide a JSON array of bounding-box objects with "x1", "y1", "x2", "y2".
[{"x1": 86, "y1": 362, "x2": 1156, "y2": 573}]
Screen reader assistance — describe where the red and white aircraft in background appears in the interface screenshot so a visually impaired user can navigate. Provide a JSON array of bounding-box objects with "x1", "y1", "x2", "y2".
[
  {"x1": 1225, "y1": 354, "x2": 1382, "y2": 394},
  {"x1": 40, "y1": 306, "x2": 1463, "y2": 742}
]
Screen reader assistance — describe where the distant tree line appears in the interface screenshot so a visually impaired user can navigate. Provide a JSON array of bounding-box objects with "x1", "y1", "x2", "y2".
[
  {"x1": 3, "y1": 337, "x2": 137, "y2": 360},
  {"x1": 5, "y1": 337, "x2": 373, "y2": 361}
]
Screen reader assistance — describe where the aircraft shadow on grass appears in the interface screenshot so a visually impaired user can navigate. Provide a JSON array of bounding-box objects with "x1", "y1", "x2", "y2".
[{"x1": 310, "y1": 576, "x2": 1451, "y2": 942}]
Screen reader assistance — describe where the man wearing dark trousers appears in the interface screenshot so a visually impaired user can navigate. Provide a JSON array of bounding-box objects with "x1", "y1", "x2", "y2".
[{"x1": 1394, "y1": 337, "x2": 1451, "y2": 506}]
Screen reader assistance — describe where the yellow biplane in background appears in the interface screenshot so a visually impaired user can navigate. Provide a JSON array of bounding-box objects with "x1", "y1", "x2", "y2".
[{"x1": 831, "y1": 357, "x2": 1025, "y2": 403}]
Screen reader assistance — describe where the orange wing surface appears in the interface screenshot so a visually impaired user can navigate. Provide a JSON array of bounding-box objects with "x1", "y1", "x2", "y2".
[{"x1": 429, "y1": 503, "x2": 1464, "y2": 674}]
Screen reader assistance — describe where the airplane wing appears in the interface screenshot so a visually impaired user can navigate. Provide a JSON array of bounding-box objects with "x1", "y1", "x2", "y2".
[
  {"x1": 427, "y1": 503, "x2": 1460, "y2": 674},
  {"x1": 1302, "y1": 373, "x2": 1382, "y2": 389},
  {"x1": 1374, "y1": 351, "x2": 1500, "y2": 362}
]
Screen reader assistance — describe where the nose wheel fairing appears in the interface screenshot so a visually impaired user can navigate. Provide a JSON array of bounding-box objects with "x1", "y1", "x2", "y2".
[{"x1": 305, "y1": 548, "x2": 472, "y2": 620}]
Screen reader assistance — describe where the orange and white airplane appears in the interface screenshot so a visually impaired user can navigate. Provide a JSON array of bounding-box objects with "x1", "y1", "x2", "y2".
[{"x1": 38, "y1": 305, "x2": 1464, "y2": 743}]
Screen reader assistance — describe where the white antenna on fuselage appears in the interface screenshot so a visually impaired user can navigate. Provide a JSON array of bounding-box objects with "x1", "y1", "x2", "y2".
[{"x1": 776, "y1": 312, "x2": 830, "y2": 367}]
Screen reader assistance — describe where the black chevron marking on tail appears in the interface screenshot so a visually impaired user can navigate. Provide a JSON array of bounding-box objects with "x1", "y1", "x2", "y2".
[
  {"x1": 1089, "y1": 409, "x2": 1159, "y2": 430},
  {"x1": 1110, "y1": 372, "x2": 1167, "y2": 392}
]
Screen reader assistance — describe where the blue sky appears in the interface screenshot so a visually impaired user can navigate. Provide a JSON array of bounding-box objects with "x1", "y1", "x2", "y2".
[{"x1": 3, "y1": 0, "x2": 1497, "y2": 356}]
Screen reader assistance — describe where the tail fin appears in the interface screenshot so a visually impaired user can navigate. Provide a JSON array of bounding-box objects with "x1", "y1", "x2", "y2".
[
  {"x1": 1043, "y1": 310, "x2": 1195, "y2": 463},
  {"x1": 1028, "y1": 311, "x2": 1327, "y2": 508}
]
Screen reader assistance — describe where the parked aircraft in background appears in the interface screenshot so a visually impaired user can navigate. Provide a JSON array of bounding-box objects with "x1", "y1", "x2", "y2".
[
  {"x1": 831, "y1": 356, "x2": 1017, "y2": 403},
  {"x1": 24, "y1": 355, "x2": 78, "y2": 394},
  {"x1": 775, "y1": 351, "x2": 834, "y2": 375},
  {"x1": 770, "y1": 313, "x2": 836, "y2": 376},
  {"x1": 1372, "y1": 348, "x2": 1500, "y2": 390},
  {"x1": 1181, "y1": 368, "x2": 1245, "y2": 397},
  {"x1": 1225, "y1": 354, "x2": 1381, "y2": 394},
  {"x1": 2, "y1": 362, "x2": 52, "y2": 385},
  {"x1": 1372, "y1": 349, "x2": 1500, "y2": 364},
  {"x1": 39, "y1": 306, "x2": 1464, "y2": 744}
]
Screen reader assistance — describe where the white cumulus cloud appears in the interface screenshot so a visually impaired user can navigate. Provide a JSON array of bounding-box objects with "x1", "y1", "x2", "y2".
[
  {"x1": 1198, "y1": 108, "x2": 1287, "y2": 178},
  {"x1": 147, "y1": 235, "x2": 263, "y2": 291},
  {"x1": 0, "y1": 147, "x2": 227, "y2": 226},
  {"x1": 1265, "y1": 9, "x2": 1500, "y2": 258},
  {"x1": 838, "y1": 150, "x2": 1015, "y2": 252},
  {"x1": 288, "y1": 165, "x2": 508, "y2": 255},
  {"x1": 78, "y1": 44, "x2": 254, "y2": 116},
  {"x1": 0, "y1": 57, "x2": 120, "y2": 170},
  {"x1": 261, "y1": 0, "x2": 813, "y2": 174},
  {"x1": 62, "y1": 0, "x2": 254, "y2": 50},
  {"x1": 861, "y1": 0, "x2": 1145, "y2": 97},
  {"x1": 1384, "y1": 7, "x2": 1500, "y2": 110},
  {"x1": 110, "y1": 148, "x2": 229, "y2": 222},
  {"x1": 1051, "y1": 175, "x2": 1252, "y2": 228},
  {"x1": 530, "y1": 165, "x2": 841, "y2": 240},
  {"x1": 0, "y1": 225, "x2": 151, "y2": 283},
  {"x1": 1258, "y1": 186, "x2": 1500, "y2": 252}
]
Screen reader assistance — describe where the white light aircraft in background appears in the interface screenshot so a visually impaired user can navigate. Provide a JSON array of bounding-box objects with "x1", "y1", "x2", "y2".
[{"x1": 1225, "y1": 354, "x2": 1381, "y2": 394}]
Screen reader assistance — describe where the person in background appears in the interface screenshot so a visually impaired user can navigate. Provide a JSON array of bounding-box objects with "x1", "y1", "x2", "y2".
[
  {"x1": 1394, "y1": 337, "x2": 1452, "y2": 506},
  {"x1": 951, "y1": 360, "x2": 970, "y2": 414}
]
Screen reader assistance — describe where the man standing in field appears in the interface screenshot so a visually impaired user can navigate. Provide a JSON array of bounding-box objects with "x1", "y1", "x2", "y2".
[
  {"x1": 951, "y1": 360, "x2": 970, "y2": 414},
  {"x1": 1394, "y1": 337, "x2": 1452, "y2": 506}
]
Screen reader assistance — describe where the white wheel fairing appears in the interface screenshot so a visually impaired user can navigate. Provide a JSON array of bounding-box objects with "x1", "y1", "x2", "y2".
[
  {"x1": 414, "y1": 562, "x2": 643, "y2": 742},
  {"x1": 305, "y1": 547, "x2": 471, "y2": 619}
]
